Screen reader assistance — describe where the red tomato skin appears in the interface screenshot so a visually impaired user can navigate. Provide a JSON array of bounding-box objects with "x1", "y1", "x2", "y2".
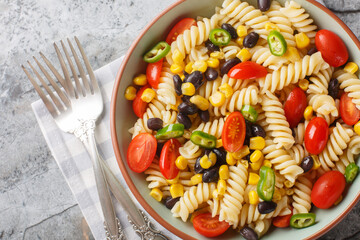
[
  {"x1": 315, "y1": 29, "x2": 349, "y2": 67},
  {"x1": 146, "y1": 59, "x2": 163, "y2": 89},
  {"x1": 159, "y1": 139, "x2": 181, "y2": 179},
  {"x1": 126, "y1": 133, "x2": 157, "y2": 173},
  {"x1": 284, "y1": 87, "x2": 307, "y2": 128},
  {"x1": 304, "y1": 117, "x2": 329, "y2": 155},
  {"x1": 228, "y1": 61, "x2": 268, "y2": 80},
  {"x1": 340, "y1": 93, "x2": 360, "y2": 125},
  {"x1": 311, "y1": 171, "x2": 346, "y2": 209},
  {"x1": 132, "y1": 84, "x2": 150, "y2": 118},
  {"x1": 273, "y1": 211, "x2": 293, "y2": 228},
  {"x1": 166, "y1": 18, "x2": 197, "y2": 44},
  {"x1": 222, "y1": 112, "x2": 246, "y2": 153},
  {"x1": 193, "y1": 213, "x2": 230, "y2": 238}
]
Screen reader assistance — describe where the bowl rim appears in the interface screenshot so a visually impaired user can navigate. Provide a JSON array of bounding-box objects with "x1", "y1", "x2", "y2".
[{"x1": 110, "y1": 1, "x2": 360, "y2": 239}]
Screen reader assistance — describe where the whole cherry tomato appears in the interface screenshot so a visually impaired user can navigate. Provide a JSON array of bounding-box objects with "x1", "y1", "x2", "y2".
[
  {"x1": 159, "y1": 138, "x2": 181, "y2": 179},
  {"x1": 222, "y1": 111, "x2": 246, "y2": 152},
  {"x1": 146, "y1": 59, "x2": 163, "y2": 89},
  {"x1": 193, "y1": 213, "x2": 230, "y2": 238},
  {"x1": 132, "y1": 84, "x2": 150, "y2": 118},
  {"x1": 126, "y1": 133, "x2": 157, "y2": 173},
  {"x1": 284, "y1": 87, "x2": 307, "y2": 128},
  {"x1": 166, "y1": 18, "x2": 197, "y2": 44},
  {"x1": 311, "y1": 171, "x2": 346, "y2": 209},
  {"x1": 315, "y1": 29, "x2": 349, "y2": 67},
  {"x1": 340, "y1": 92, "x2": 360, "y2": 125},
  {"x1": 228, "y1": 61, "x2": 268, "y2": 80},
  {"x1": 304, "y1": 117, "x2": 329, "y2": 155}
]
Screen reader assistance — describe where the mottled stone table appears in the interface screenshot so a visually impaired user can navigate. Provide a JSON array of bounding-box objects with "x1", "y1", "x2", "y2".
[{"x1": 0, "y1": 0, "x2": 359, "y2": 239}]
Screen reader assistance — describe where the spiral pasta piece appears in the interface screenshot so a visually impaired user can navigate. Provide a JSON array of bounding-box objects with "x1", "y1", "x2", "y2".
[
  {"x1": 335, "y1": 149, "x2": 355, "y2": 174},
  {"x1": 308, "y1": 94, "x2": 338, "y2": 117},
  {"x1": 188, "y1": 45, "x2": 209, "y2": 62},
  {"x1": 333, "y1": 69, "x2": 360, "y2": 110},
  {"x1": 259, "y1": 52, "x2": 329, "y2": 93},
  {"x1": 261, "y1": 91, "x2": 295, "y2": 149},
  {"x1": 292, "y1": 176, "x2": 313, "y2": 214},
  {"x1": 171, "y1": 182, "x2": 216, "y2": 221},
  {"x1": 293, "y1": 122, "x2": 306, "y2": 145},
  {"x1": 145, "y1": 160, "x2": 168, "y2": 189},
  {"x1": 179, "y1": 140, "x2": 203, "y2": 172},
  {"x1": 156, "y1": 62, "x2": 177, "y2": 107},
  {"x1": 349, "y1": 135, "x2": 360, "y2": 155},
  {"x1": 307, "y1": 67, "x2": 334, "y2": 95},
  {"x1": 193, "y1": 118, "x2": 225, "y2": 139},
  {"x1": 249, "y1": 46, "x2": 289, "y2": 71},
  {"x1": 288, "y1": 144, "x2": 306, "y2": 164},
  {"x1": 222, "y1": 41, "x2": 241, "y2": 60}
]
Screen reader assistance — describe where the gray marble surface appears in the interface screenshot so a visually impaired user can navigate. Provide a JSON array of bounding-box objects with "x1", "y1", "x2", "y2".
[{"x1": 0, "y1": 0, "x2": 359, "y2": 239}]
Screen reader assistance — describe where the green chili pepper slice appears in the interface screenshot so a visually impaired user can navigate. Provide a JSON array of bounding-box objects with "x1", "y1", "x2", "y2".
[
  {"x1": 241, "y1": 105, "x2": 258, "y2": 123},
  {"x1": 290, "y1": 213, "x2": 316, "y2": 229},
  {"x1": 257, "y1": 166, "x2": 275, "y2": 201},
  {"x1": 144, "y1": 41, "x2": 171, "y2": 63},
  {"x1": 209, "y1": 29, "x2": 231, "y2": 46},
  {"x1": 155, "y1": 124, "x2": 184, "y2": 140},
  {"x1": 190, "y1": 131, "x2": 217, "y2": 149},
  {"x1": 345, "y1": 163, "x2": 359, "y2": 183},
  {"x1": 267, "y1": 30, "x2": 287, "y2": 56}
]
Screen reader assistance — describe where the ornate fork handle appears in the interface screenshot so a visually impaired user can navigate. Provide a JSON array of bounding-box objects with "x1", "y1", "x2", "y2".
[{"x1": 128, "y1": 211, "x2": 169, "y2": 240}]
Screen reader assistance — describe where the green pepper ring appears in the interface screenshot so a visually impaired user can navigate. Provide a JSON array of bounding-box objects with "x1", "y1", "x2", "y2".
[
  {"x1": 209, "y1": 28, "x2": 232, "y2": 46},
  {"x1": 155, "y1": 123, "x2": 185, "y2": 140},
  {"x1": 190, "y1": 131, "x2": 217, "y2": 149},
  {"x1": 345, "y1": 162, "x2": 359, "y2": 183},
  {"x1": 144, "y1": 41, "x2": 171, "y2": 63},
  {"x1": 257, "y1": 166, "x2": 275, "y2": 201},
  {"x1": 290, "y1": 213, "x2": 316, "y2": 229},
  {"x1": 241, "y1": 105, "x2": 258, "y2": 123},
  {"x1": 267, "y1": 30, "x2": 287, "y2": 57}
]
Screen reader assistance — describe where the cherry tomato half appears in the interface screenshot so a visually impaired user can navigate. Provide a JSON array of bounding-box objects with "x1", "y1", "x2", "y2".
[
  {"x1": 222, "y1": 111, "x2": 246, "y2": 152},
  {"x1": 340, "y1": 92, "x2": 360, "y2": 125},
  {"x1": 228, "y1": 61, "x2": 268, "y2": 80},
  {"x1": 166, "y1": 18, "x2": 197, "y2": 44},
  {"x1": 146, "y1": 59, "x2": 163, "y2": 89},
  {"x1": 304, "y1": 117, "x2": 329, "y2": 155},
  {"x1": 284, "y1": 87, "x2": 307, "y2": 128},
  {"x1": 126, "y1": 133, "x2": 157, "y2": 173},
  {"x1": 159, "y1": 138, "x2": 181, "y2": 179},
  {"x1": 311, "y1": 171, "x2": 346, "y2": 209},
  {"x1": 132, "y1": 84, "x2": 150, "y2": 118},
  {"x1": 193, "y1": 213, "x2": 230, "y2": 238},
  {"x1": 315, "y1": 29, "x2": 349, "y2": 67},
  {"x1": 273, "y1": 211, "x2": 293, "y2": 228}
]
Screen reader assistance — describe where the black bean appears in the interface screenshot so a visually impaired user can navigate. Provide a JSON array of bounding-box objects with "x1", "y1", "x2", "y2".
[
  {"x1": 205, "y1": 39, "x2": 220, "y2": 52},
  {"x1": 221, "y1": 23, "x2": 238, "y2": 39},
  {"x1": 258, "y1": 201, "x2": 277, "y2": 214},
  {"x1": 147, "y1": 118, "x2": 163, "y2": 131},
  {"x1": 194, "y1": 156, "x2": 205, "y2": 174},
  {"x1": 245, "y1": 154, "x2": 250, "y2": 161},
  {"x1": 251, "y1": 124, "x2": 266, "y2": 138},
  {"x1": 220, "y1": 58, "x2": 241, "y2": 76},
  {"x1": 173, "y1": 74, "x2": 183, "y2": 96},
  {"x1": 199, "y1": 110, "x2": 210, "y2": 122},
  {"x1": 257, "y1": 0, "x2": 271, "y2": 12},
  {"x1": 182, "y1": 95, "x2": 191, "y2": 103},
  {"x1": 177, "y1": 113, "x2": 192, "y2": 129},
  {"x1": 301, "y1": 156, "x2": 314, "y2": 173},
  {"x1": 183, "y1": 70, "x2": 189, "y2": 77},
  {"x1": 244, "y1": 120, "x2": 253, "y2": 146},
  {"x1": 205, "y1": 68, "x2": 218, "y2": 81},
  {"x1": 204, "y1": 149, "x2": 212, "y2": 156},
  {"x1": 202, "y1": 166, "x2": 220, "y2": 183},
  {"x1": 156, "y1": 142, "x2": 164, "y2": 157},
  {"x1": 307, "y1": 47, "x2": 318, "y2": 56},
  {"x1": 328, "y1": 78, "x2": 340, "y2": 99},
  {"x1": 213, "y1": 148, "x2": 227, "y2": 166},
  {"x1": 243, "y1": 32, "x2": 259, "y2": 48},
  {"x1": 239, "y1": 226, "x2": 259, "y2": 240},
  {"x1": 178, "y1": 102, "x2": 198, "y2": 115},
  {"x1": 185, "y1": 71, "x2": 204, "y2": 90},
  {"x1": 165, "y1": 196, "x2": 180, "y2": 209}
]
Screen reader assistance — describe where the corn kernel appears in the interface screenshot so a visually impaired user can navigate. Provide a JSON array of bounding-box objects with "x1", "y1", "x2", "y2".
[
  {"x1": 172, "y1": 49, "x2": 184, "y2": 64},
  {"x1": 232, "y1": 145, "x2": 250, "y2": 160},
  {"x1": 166, "y1": 173, "x2": 179, "y2": 184},
  {"x1": 190, "y1": 95, "x2": 210, "y2": 111},
  {"x1": 175, "y1": 156, "x2": 188, "y2": 170},
  {"x1": 304, "y1": 106, "x2": 313, "y2": 121},
  {"x1": 354, "y1": 121, "x2": 360, "y2": 136},
  {"x1": 295, "y1": 32, "x2": 310, "y2": 49},
  {"x1": 217, "y1": 180, "x2": 227, "y2": 195},
  {"x1": 334, "y1": 195, "x2": 343, "y2": 206},
  {"x1": 248, "y1": 172, "x2": 260, "y2": 185},
  {"x1": 170, "y1": 183, "x2": 184, "y2": 198},
  {"x1": 210, "y1": 51, "x2": 225, "y2": 59},
  {"x1": 213, "y1": 189, "x2": 222, "y2": 199},
  {"x1": 299, "y1": 79, "x2": 309, "y2": 91},
  {"x1": 200, "y1": 155, "x2": 212, "y2": 169},
  {"x1": 141, "y1": 88, "x2": 156, "y2": 103},
  {"x1": 133, "y1": 74, "x2": 147, "y2": 86},
  {"x1": 262, "y1": 160, "x2": 272, "y2": 168},
  {"x1": 265, "y1": 22, "x2": 280, "y2": 32},
  {"x1": 181, "y1": 82, "x2": 196, "y2": 96},
  {"x1": 190, "y1": 207, "x2": 209, "y2": 222},
  {"x1": 249, "y1": 137, "x2": 266, "y2": 150},
  {"x1": 219, "y1": 83, "x2": 234, "y2": 98},
  {"x1": 344, "y1": 62, "x2": 359, "y2": 74},
  {"x1": 273, "y1": 189, "x2": 282, "y2": 202},
  {"x1": 216, "y1": 139, "x2": 223, "y2": 148},
  {"x1": 284, "y1": 47, "x2": 301, "y2": 63},
  {"x1": 237, "y1": 25, "x2": 247, "y2": 37},
  {"x1": 150, "y1": 188, "x2": 163, "y2": 202},
  {"x1": 236, "y1": 48, "x2": 252, "y2": 62},
  {"x1": 219, "y1": 165, "x2": 229, "y2": 180},
  {"x1": 209, "y1": 91, "x2": 226, "y2": 107},
  {"x1": 209, "y1": 152, "x2": 217, "y2": 166},
  {"x1": 190, "y1": 174, "x2": 203, "y2": 185},
  {"x1": 250, "y1": 150, "x2": 264, "y2": 163},
  {"x1": 170, "y1": 63, "x2": 184, "y2": 74},
  {"x1": 226, "y1": 152, "x2": 237, "y2": 166},
  {"x1": 250, "y1": 157, "x2": 263, "y2": 171},
  {"x1": 124, "y1": 86, "x2": 137, "y2": 100},
  {"x1": 240, "y1": 160, "x2": 249, "y2": 169},
  {"x1": 284, "y1": 180, "x2": 294, "y2": 188},
  {"x1": 192, "y1": 60, "x2": 208, "y2": 73},
  {"x1": 311, "y1": 155, "x2": 321, "y2": 170},
  {"x1": 179, "y1": 73, "x2": 185, "y2": 81},
  {"x1": 249, "y1": 191, "x2": 259, "y2": 205},
  {"x1": 285, "y1": 188, "x2": 294, "y2": 195},
  {"x1": 236, "y1": 37, "x2": 244, "y2": 47},
  {"x1": 185, "y1": 62, "x2": 194, "y2": 74},
  {"x1": 207, "y1": 58, "x2": 220, "y2": 69}
]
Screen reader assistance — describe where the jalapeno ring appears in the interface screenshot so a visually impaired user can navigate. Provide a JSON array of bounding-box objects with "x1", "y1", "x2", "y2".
[{"x1": 144, "y1": 41, "x2": 171, "y2": 63}]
